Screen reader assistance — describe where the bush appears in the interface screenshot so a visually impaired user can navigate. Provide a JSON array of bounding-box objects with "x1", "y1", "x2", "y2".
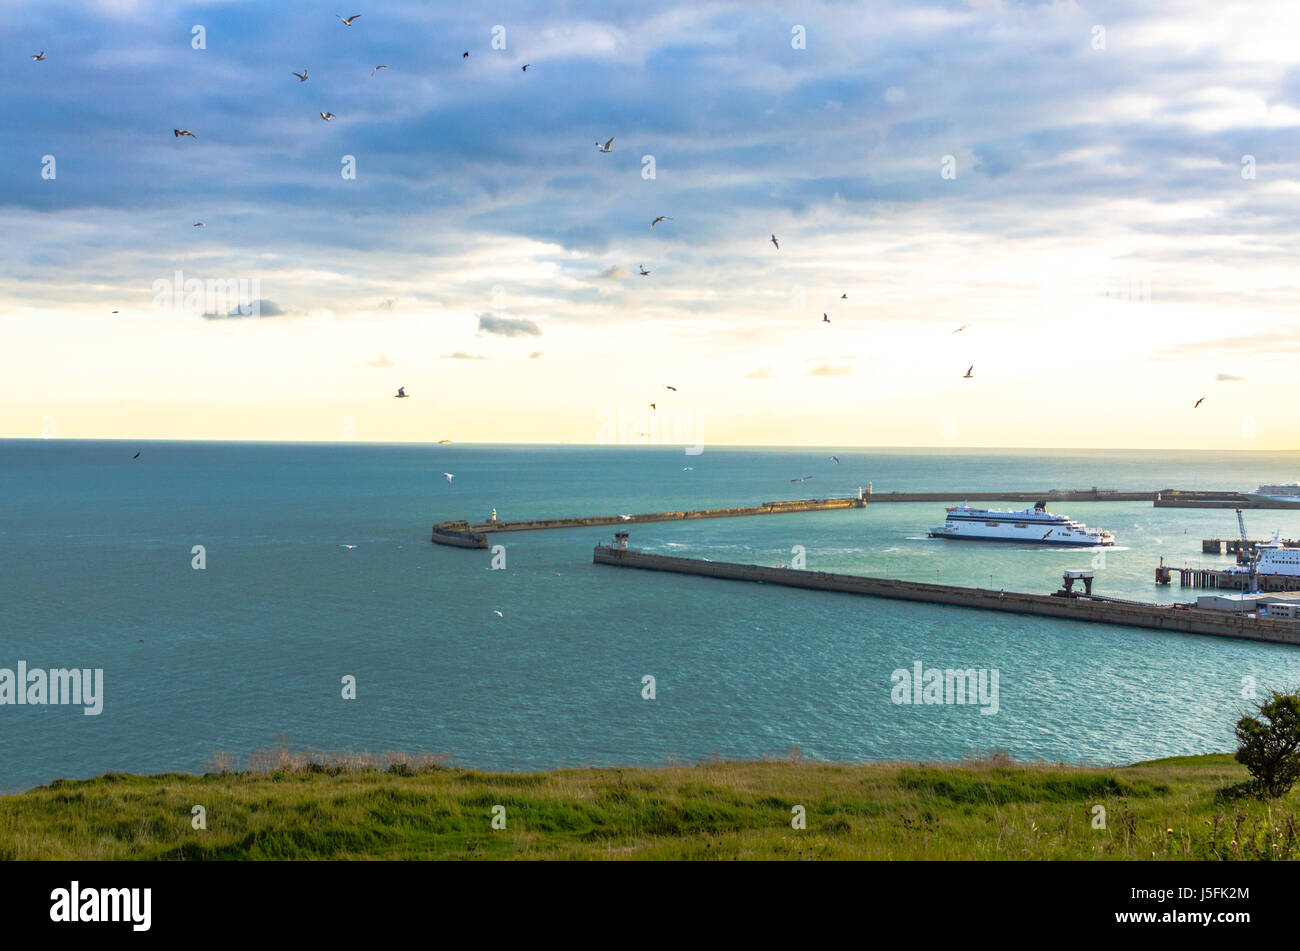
[{"x1": 1234, "y1": 691, "x2": 1300, "y2": 799}]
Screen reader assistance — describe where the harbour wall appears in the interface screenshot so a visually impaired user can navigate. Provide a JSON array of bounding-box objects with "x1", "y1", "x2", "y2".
[
  {"x1": 593, "y1": 546, "x2": 1300, "y2": 647},
  {"x1": 431, "y1": 496, "x2": 866, "y2": 545}
]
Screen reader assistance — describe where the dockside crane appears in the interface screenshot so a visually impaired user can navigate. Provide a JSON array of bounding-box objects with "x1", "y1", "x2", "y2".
[{"x1": 1236, "y1": 507, "x2": 1258, "y2": 591}]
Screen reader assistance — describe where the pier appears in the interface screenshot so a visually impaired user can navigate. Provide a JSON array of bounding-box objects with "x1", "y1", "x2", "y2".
[
  {"x1": 1155, "y1": 490, "x2": 1300, "y2": 509},
  {"x1": 593, "y1": 543, "x2": 1300, "y2": 647},
  {"x1": 432, "y1": 496, "x2": 867, "y2": 547},
  {"x1": 1154, "y1": 563, "x2": 1300, "y2": 592},
  {"x1": 1201, "y1": 537, "x2": 1300, "y2": 557}
]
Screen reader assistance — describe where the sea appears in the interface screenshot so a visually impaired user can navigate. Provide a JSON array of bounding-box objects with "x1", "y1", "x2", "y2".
[{"x1": 3, "y1": 440, "x2": 1300, "y2": 793}]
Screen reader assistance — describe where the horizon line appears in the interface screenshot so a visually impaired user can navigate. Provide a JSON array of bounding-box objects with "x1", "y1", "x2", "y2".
[{"x1": 1, "y1": 436, "x2": 1297, "y2": 454}]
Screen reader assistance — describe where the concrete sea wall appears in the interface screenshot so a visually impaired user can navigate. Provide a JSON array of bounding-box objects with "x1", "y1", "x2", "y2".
[{"x1": 593, "y1": 546, "x2": 1300, "y2": 647}]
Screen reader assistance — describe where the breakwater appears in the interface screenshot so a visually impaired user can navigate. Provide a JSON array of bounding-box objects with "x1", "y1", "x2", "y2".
[
  {"x1": 592, "y1": 545, "x2": 1300, "y2": 647},
  {"x1": 431, "y1": 496, "x2": 866, "y2": 547}
]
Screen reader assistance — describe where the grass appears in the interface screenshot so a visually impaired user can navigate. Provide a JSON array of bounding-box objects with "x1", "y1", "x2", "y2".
[{"x1": 3, "y1": 747, "x2": 1299, "y2": 860}]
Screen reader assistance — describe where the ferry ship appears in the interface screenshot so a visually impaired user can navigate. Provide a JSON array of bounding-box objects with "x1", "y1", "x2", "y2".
[
  {"x1": 1243, "y1": 482, "x2": 1300, "y2": 503},
  {"x1": 928, "y1": 501, "x2": 1115, "y2": 546},
  {"x1": 1226, "y1": 532, "x2": 1300, "y2": 578}
]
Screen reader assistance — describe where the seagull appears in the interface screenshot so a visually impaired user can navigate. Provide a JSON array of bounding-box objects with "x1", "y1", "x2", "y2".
[
  {"x1": 963, "y1": 365, "x2": 974, "y2": 378},
  {"x1": 639, "y1": 265, "x2": 650, "y2": 275},
  {"x1": 618, "y1": 514, "x2": 633, "y2": 521},
  {"x1": 32, "y1": 51, "x2": 46, "y2": 62},
  {"x1": 791, "y1": 475, "x2": 813, "y2": 483},
  {"x1": 371, "y1": 65, "x2": 389, "y2": 75},
  {"x1": 337, "y1": 14, "x2": 361, "y2": 26},
  {"x1": 340, "y1": 544, "x2": 357, "y2": 549},
  {"x1": 173, "y1": 129, "x2": 196, "y2": 138},
  {"x1": 133, "y1": 452, "x2": 140, "y2": 459},
  {"x1": 1194, "y1": 397, "x2": 1205, "y2": 408},
  {"x1": 596, "y1": 136, "x2": 614, "y2": 153},
  {"x1": 953, "y1": 325, "x2": 967, "y2": 334},
  {"x1": 521, "y1": 64, "x2": 530, "y2": 72},
  {"x1": 682, "y1": 466, "x2": 694, "y2": 471},
  {"x1": 664, "y1": 385, "x2": 677, "y2": 392},
  {"x1": 291, "y1": 69, "x2": 308, "y2": 82},
  {"x1": 193, "y1": 221, "x2": 205, "y2": 228},
  {"x1": 771, "y1": 234, "x2": 779, "y2": 249},
  {"x1": 319, "y1": 112, "x2": 335, "y2": 121},
  {"x1": 492, "y1": 610, "x2": 504, "y2": 618},
  {"x1": 650, "y1": 216, "x2": 672, "y2": 230},
  {"x1": 823, "y1": 313, "x2": 830, "y2": 323},
  {"x1": 442, "y1": 472, "x2": 455, "y2": 486},
  {"x1": 395, "y1": 386, "x2": 409, "y2": 398},
  {"x1": 829, "y1": 456, "x2": 840, "y2": 464}
]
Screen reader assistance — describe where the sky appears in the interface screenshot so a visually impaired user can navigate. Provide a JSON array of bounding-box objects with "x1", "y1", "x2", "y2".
[{"x1": 2, "y1": 0, "x2": 1298, "y2": 450}]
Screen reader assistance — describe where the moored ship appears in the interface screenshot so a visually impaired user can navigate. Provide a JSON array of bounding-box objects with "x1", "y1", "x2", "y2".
[
  {"x1": 1243, "y1": 482, "x2": 1300, "y2": 503},
  {"x1": 928, "y1": 501, "x2": 1115, "y2": 546}
]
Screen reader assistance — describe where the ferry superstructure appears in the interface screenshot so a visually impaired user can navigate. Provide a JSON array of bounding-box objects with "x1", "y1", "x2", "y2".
[
  {"x1": 1243, "y1": 482, "x2": 1300, "y2": 503},
  {"x1": 1225, "y1": 531, "x2": 1300, "y2": 578},
  {"x1": 928, "y1": 501, "x2": 1115, "y2": 547}
]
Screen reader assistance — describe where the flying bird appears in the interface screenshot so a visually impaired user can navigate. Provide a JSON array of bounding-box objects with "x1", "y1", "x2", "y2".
[
  {"x1": 111, "y1": 310, "x2": 119, "y2": 315},
  {"x1": 1042, "y1": 530, "x2": 1054, "y2": 539},
  {"x1": 596, "y1": 136, "x2": 614, "y2": 153},
  {"x1": 830, "y1": 456, "x2": 840, "y2": 465},
  {"x1": 395, "y1": 386, "x2": 409, "y2": 398},
  {"x1": 371, "y1": 65, "x2": 388, "y2": 75},
  {"x1": 963, "y1": 365, "x2": 974, "y2": 378},
  {"x1": 442, "y1": 472, "x2": 455, "y2": 486},
  {"x1": 193, "y1": 221, "x2": 205, "y2": 228},
  {"x1": 639, "y1": 265, "x2": 650, "y2": 275},
  {"x1": 823, "y1": 313, "x2": 830, "y2": 323},
  {"x1": 492, "y1": 610, "x2": 504, "y2": 618},
  {"x1": 649, "y1": 403, "x2": 656, "y2": 410},
  {"x1": 650, "y1": 216, "x2": 672, "y2": 230},
  {"x1": 173, "y1": 129, "x2": 196, "y2": 138},
  {"x1": 133, "y1": 452, "x2": 140, "y2": 459},
  {"x1": 664, "y1": 385, "x2": 677, "y2": 391},
  {"x1": 291, "y1": 69, "x2": 308, "y2": 82},
  {"x1": 840, "y1": 293, "x2": 847, "y2": 299},
  {"x1": 339, "y1": 544, "x2": 357, "y2": 549},
  {"x1": 319, "y1": 112, "x2": 335, "y2": 121},
  {"x1": 953, "y1": 325, "x2": 967, "y2": 334},
  {"x1": 770, "y1": 235, "x2": 779, "y2": 249},
  {"x1": 618, "y1": 514, "x2": 633, "y2": 521},
  {"x1": 462, "y1": 51, "x2": 469, "y2": 59},
  {"x1": 683, "y1": 466, "x2": 694, "y2": 471},
  {"x1": 1194, "y1": 397, "x2": 1205, "y2": 408},
  {"x1": 32, "y1": 51, "x2": 46, "y2": 62},
  {"x1": 337, "y1": 14, "x2": 361, "y2": 26},
  {"x1": 521, "y1": 64, "x2": 530, "y2": 72},
  {"x1": 791, "y1": 476, "x2": 813, "y2": 483}
]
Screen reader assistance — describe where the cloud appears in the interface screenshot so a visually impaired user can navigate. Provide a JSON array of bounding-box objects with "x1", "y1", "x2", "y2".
[
  {"x1": 1215, "y1": 372, "x2": 1246, "y2": 381},
  {"x1": 477, "y1": 313, "x2": 541, "y2": 337},
  {"x1": 746, "y1": 364, "x2": 775, "y2": 379},
  {"x1": 201, "y1": 299, "x2": 284, "y2": 319},
  {"x1": 366, "y1": 353, "x2": 395, "y2": 367},
  {"x1": 443, "y1": 351, "x2": 488, "y2": 360},
  {"x1": 1155, "y1": 326, "x2": 1300, "y2": 359},
  {"x1": 809, "y1": 363, "x2": 853, "y2": 377}
]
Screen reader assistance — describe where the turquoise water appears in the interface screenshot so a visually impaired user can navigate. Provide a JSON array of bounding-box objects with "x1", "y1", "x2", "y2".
[{"x1": 3, "y1": 440, "x2": 1300, "y2": 793}]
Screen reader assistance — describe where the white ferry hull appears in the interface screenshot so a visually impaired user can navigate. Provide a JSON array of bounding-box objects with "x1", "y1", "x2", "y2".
[
  {"x1": 927, "y1": 529, "x2": 1110, "y2": 547},
  {"x1": 928, "y1": 502, "x2": 1115, "y2": 547}
]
